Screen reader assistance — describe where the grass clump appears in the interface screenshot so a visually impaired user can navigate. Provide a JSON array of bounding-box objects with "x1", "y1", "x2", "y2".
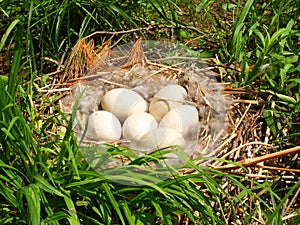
[{"x1": 0, "y1": 0, "x2": 299, "y2": 224}]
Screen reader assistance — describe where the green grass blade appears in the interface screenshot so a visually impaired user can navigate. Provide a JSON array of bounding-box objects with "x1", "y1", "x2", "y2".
[
  {"x1": 102, "y1": 183, "x2": 126, "y2": 225},
  {"x1": 33, "y1": 175, "x2": 64, "y2": 197},
  {"x1": 8, "y1": 23, "x2": 23, "y2": 97},
  {"x1": 266, "y1": 179, "x2": 300, "y2": 225},
  {"x1": 39, "y1": 191, "x2": 60, "y2": 225},
  {"x1": 0, "y1": 19, "x2": 20, "y2": 52},
  {"x1": 62, "y1": 190, "x2": 81, "y2": 225},
  {"x1": 236, "y1": 0, "x2": 254, "y2": 26},
  {"x1": 0, "y1": 180, "x2": 19, "y2": 209},
  {"x1": 20, "y1": 184, "x2": 41, "y2": 225}
]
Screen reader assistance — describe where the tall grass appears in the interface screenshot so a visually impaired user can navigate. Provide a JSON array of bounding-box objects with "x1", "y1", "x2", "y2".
[{"x1": 0, "y1": 0, "x2": 299, "y2": 224}]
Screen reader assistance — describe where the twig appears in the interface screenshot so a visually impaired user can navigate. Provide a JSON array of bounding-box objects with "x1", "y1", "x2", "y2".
[
  {"x1": 240, "y1": 173, "x2": 296, "y2": 180},
  {"x1": 44, "y1": 69, "x2": 64, "y2": 77},
  {"x1": 94, "y1": 78, "x2": 129, "y2": 88},
  {"x1": 283, "y1": 186, "x2": 300, "y2": 218},
  {"x1": 38, "y1": 88, "x2": 71, "y2": 93},
  {"x1": 256, "y1": 165, "x2": 300, "y2": 173},
  {"x1": 233, "y1": 103, "x2": 251, "y2": 133},
  {"x1": 42, "y1": 57, "x2": 61, "y2": 66},
  {"x1": 223, "y1": 88, "x2": 260, "y2": 95},
  {"x1": 68, "y1": 71, "x2": 113, "y2": 82},
  {"x1": 282, "y1": 212, "x2": 298, "y2": 222},
  {"x1": 214, "y1": 146, "x2": 300, "y2": 170},
  {"x1": 210, "y1": 141, "x2": 273, "y2": 167},
  {"x1": 233, "y1": 99, "x2": 260, "y2": 104},
  {"x1": 146, "y1": 60, "x2": 184, "y2": 72},
  {"x1": 82, "y1": 24, "x2": 207, "y2": 41}
]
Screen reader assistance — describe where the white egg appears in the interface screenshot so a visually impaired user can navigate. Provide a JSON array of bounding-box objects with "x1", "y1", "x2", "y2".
[
  {"x1": 122, "y1": 112, "x2": 158, "y2": 143},
  {"x1": 87, "y1": 110, "x2": 121, "y2": 142},
  {"x1": 149, "y1": 84, "x2": 187, "y2": 121},
  {"x1": 101, "y1": 88, "x2": 148, "y2": 122},
  {"x1": 138, "y1": 127, "x2": 185, "y2": 149},
  {"x1": 159, "y1": 105, "x2": 199, "y2": 136}
]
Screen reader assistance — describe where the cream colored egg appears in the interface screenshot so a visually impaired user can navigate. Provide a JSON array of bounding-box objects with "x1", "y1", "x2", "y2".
[
  {"x1": 87, "y1": 110, "x2": 121, "y2": 142},
  {"x1": 149, "y1": 85, "x2": 187, "y2": 121},
  {"x1": 101, "y1": 88, "x2": 148, "y2": 122},
  {"x1": 148, "y1": 99, "x2": 171, "y2": 122},
  {"x1": 122, "y1": 112, "x2": 158, "y2": 143},
  {"x1": 138, "y1": 127, "x2": 185, "y2": 149},
  {"x1": 159, "y1": 105, "x2": 199, "y2": 136}
]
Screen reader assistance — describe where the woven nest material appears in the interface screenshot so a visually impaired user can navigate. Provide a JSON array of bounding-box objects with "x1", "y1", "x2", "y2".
[{"x1": 61, "y1": 39, "x2": 230, "y2": 166}]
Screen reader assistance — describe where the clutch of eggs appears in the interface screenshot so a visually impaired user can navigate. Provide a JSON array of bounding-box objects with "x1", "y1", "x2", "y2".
[{"x1": 86, "y1": 85, "x2": 199, "y2": 149}]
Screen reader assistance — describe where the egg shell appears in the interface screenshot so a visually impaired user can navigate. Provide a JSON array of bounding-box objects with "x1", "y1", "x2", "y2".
[
  {"x1": 149, "y1": 85, "x2": 187, "y2": 121},
  {"x1": 101, "y1": 88, "x2": 148, "y2": 122},
  {"x1": 138, "y1": 127, "x2": 185, "y2": 149},
  {"x1": 148, "y1": 99, "x2": 172, "y2": 121},
  {"x1": 159, "y1": 105, "x2": 199, "y2": 136},
  {"x1": 122, "y1": 112, "x2": 158, "y2": 143},
  {"x1": 87, "y1": 110, "x2": 121, "y2": 142}
]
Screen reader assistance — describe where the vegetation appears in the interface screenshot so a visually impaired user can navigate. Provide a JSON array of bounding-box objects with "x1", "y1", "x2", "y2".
[{"x1": 0, "y1": 0, "x2": 299, "y2": 224}]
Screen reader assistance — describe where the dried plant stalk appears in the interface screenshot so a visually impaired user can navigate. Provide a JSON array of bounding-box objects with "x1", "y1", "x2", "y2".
[
  {"x1": 121, "y1": 38, "x2": 145, "y2": 68},
  {"x1": 62, "y1": 38, "x2": 111, "y2": 84}
]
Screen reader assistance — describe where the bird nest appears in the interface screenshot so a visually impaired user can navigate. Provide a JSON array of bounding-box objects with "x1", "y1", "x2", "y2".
[{"x1": 60, "y1": 39, "x2": 230, "y2": 175}]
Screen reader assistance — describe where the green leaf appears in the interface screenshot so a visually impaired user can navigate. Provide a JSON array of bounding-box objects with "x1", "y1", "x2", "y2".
[
  {"x1": 34, "y1": 175, "x2": 64, "y2": 197},
  {"x1": 8, "y1": 24, "x2": 23, "y2": 97},
  {"x1": 43, "y1": 211, "x2": 69, "y2": 224},
  {"x1": 222, "y1": 3, "x2": 237, "y2": 11},
  {"x1": 3, "y1": 116, "x2": 19, "y2": 139},
  {"x1": 0, "y1": 180, "x2": 19, "y2": 209},
  {"x1": 20, "y1": 184, "x2": 41, "y2": 225},
  {"x1": 279, "y1": 63, "x2": 293, "y2": 91},
  {"x1": 263, "y1": 109, "x2": 277, "y2": 136},
  {"x1": 236, "y1": 0, "x2": 254, "y2": 26},
  {"x1": 270, "y1": 91, "x2": 297, "y2": 104},
  {"x1": 266, "y1": 179, "x2": 300, "y2": 225},
  {"x1": 0, "y1": 19, "x2": 20, "y2": 52},
  {"x1": 266, "y1": 28, "x2": 291, "y2": 54},
  {"x1": 62, "y1": 190, "x2": 81, "y2": 225},
  {"x1": 0, "y1": 75, "x2": 8, "y2": 83},
  {"x1": 120, "y1": 202, "x2": 144, "y2": 225},
  {"x1": 102, "y1": 183, "x2": 126, "y2": 225},
  {"x1": 196, "y1": 0, "x2": 208, "y2": 12}
]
